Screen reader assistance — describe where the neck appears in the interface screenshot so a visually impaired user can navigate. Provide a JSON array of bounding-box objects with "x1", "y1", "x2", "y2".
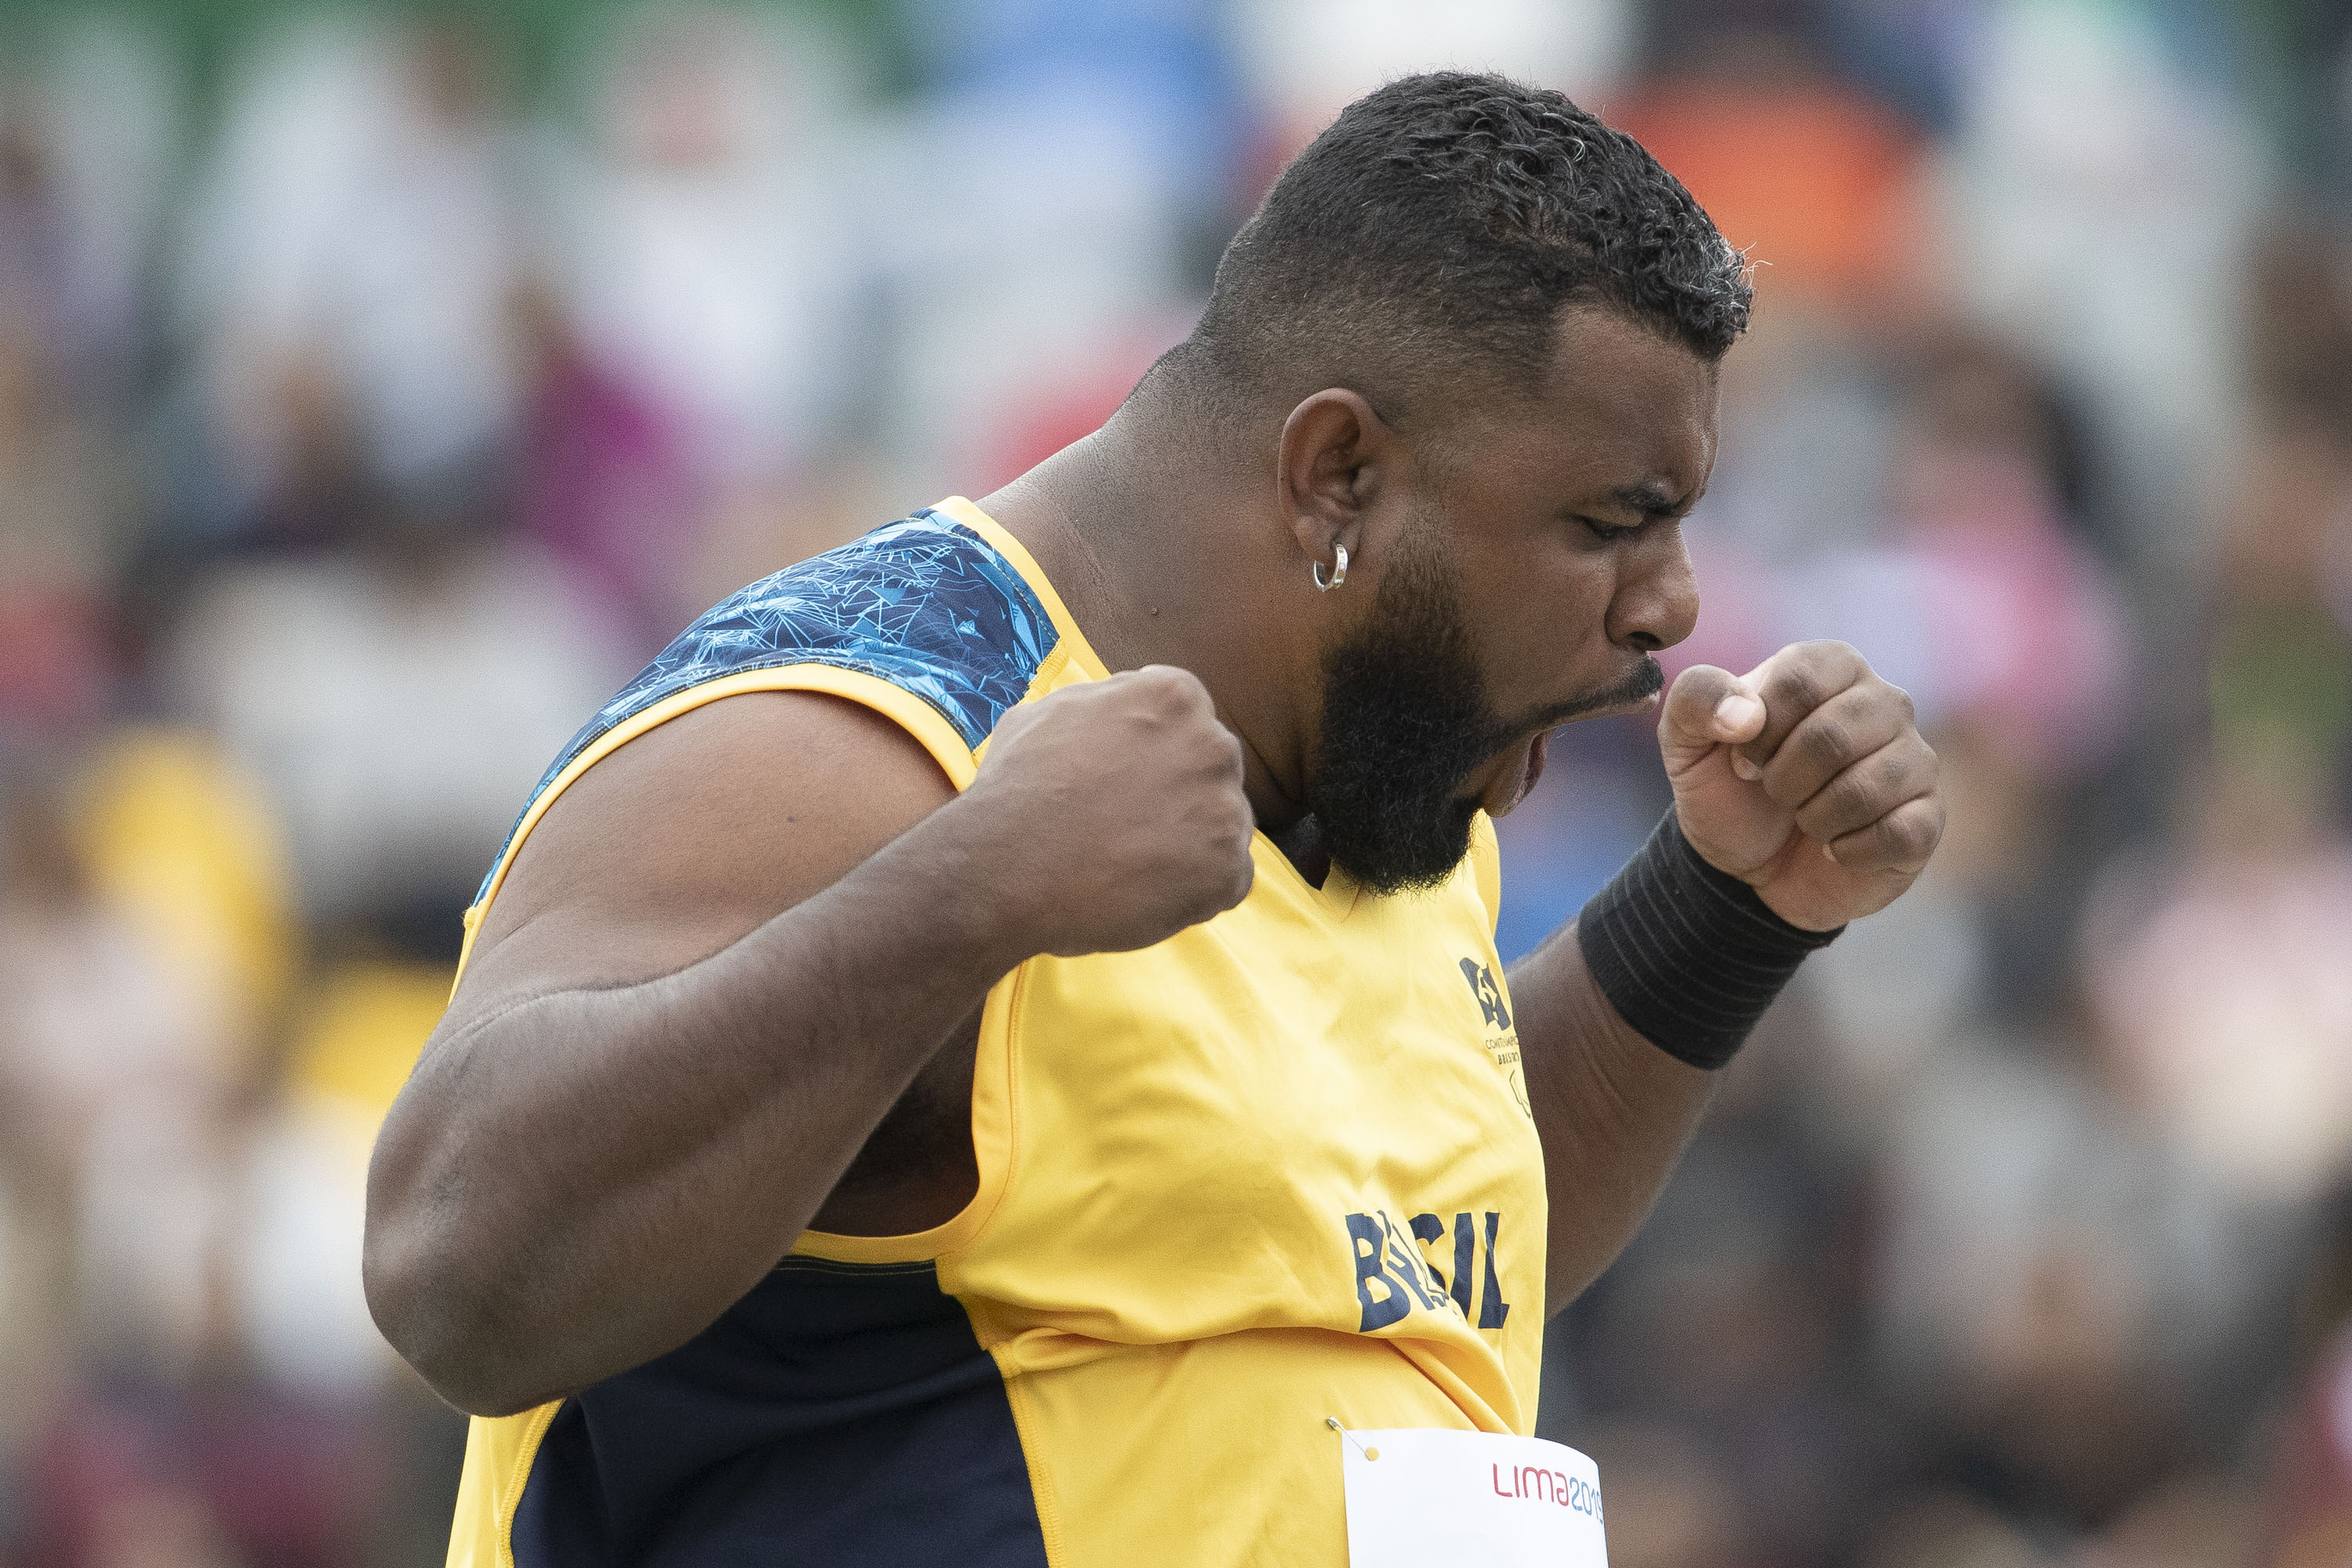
[{"x1": 978, "y1": 398, "x2": 1319, "y2": 831}]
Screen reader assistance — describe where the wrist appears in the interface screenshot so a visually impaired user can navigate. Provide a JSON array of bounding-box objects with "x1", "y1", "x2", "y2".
[
  {"x1": 886, "y1": 791, "x2": 1054, "y2": 979},
  {"x1": 1575, "y1": 811, "x2": 1842, "y2": 1071}
]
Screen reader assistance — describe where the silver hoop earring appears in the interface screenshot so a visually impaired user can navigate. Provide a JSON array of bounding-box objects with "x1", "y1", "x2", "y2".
[{"x1": 1312, "y1": 543, "x2": 1348, "y2": 592}]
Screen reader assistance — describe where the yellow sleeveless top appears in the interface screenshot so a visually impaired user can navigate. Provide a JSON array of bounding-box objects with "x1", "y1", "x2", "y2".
[{"x1": 443, "y1": 497, "x2": 1545, "y2": 1568}]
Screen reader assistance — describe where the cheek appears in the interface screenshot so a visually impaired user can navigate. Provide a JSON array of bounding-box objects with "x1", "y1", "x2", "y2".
[{"x1": 1471, "y1": 558, "x2": 1620, "y2": 702}]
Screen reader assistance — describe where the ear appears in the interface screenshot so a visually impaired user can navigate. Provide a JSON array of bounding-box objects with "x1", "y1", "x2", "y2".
[{"x1": 1276, "y1": 390, "x2": 1392, "y2": 575}]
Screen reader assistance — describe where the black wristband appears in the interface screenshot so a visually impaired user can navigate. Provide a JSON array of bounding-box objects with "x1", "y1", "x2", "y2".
[{"x1": 1575, "y1": 810, "x2": 1842, "y2": 1072}]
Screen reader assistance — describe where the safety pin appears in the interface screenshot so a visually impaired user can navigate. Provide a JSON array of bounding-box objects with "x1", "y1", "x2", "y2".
[{"x1": 1325, "y1": 1417, "x2": 1381, "y2": 1461}]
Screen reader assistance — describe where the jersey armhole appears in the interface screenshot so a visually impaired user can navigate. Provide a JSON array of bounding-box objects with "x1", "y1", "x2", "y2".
[
  {"x1": 452, "y1": 663, "x2": 977, "y2": 989},
  {"x1": 789, "y1": 953, "x2": 1021, "y2": 1269}
]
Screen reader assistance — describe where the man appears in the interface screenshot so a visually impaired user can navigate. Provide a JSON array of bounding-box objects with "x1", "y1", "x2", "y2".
[{"x1": 365, "y1": 72, "x2": 1942, "y2": 1565}]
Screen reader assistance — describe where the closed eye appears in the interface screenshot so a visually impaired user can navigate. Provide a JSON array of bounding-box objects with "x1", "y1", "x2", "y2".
[{"x1": 1580, "y1": 517, "x2": 1640, "y2": 543}]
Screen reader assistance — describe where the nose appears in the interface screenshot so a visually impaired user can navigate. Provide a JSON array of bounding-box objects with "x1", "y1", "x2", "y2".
[{"x1": 1606, "y1": 527, "x2": 1699, "y2": 653}]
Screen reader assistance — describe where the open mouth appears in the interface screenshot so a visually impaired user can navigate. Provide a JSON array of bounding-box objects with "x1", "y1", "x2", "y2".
[
  {"x1": 1487, "y1": 679, "x2": 1664, "y2": 813},
  {"x1": 1460, "y1": 659, "x2": 1665, "y2": 815}
]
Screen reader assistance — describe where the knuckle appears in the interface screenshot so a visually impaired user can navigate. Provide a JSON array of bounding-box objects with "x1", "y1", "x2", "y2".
[
  {"x1": 1875, "y1": 745, "x2": 1917, "y2": 795},
  {"x1": 1886, "y1": 803, "x2": 1939, "y2": 858},
  {"x1": 1915, "y1": 752, "x2": 1942, "y2": 798},
  {"x1": 1811, "y1": 638, "x2": 1864, "y2": 672},
  {"x1": 1798, "y1": 717, "x2": 1859, "y2": 771},
  {"x1": 1777, "y1": 641, "x2": 1863, "y2": 708},
  {"x1": 1802, "y1": 779, "x2": 1868, "y2": 838},
  {"x1": 1828, "y1": 764, "x2": 1878, "y2": 820},
  {"x1": 1775, "y1": 664, "x2": 1831, "y2": 715},
  {"x1": 1809, "y1": 753, "x2": 1917, "y2": 841}
]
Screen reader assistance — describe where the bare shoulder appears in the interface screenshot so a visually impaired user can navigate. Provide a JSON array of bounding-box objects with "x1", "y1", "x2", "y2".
[{"x1": 453, "y1": 691, "x2": 958, "y2": 1020}]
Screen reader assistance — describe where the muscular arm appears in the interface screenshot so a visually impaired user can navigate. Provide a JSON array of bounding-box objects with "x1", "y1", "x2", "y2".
[
  {"x1": 1510, "y1": 927, "x2": 1715, "y2": 1315},
  {"x1": 364, "y1": 694, "x2": 1002, "y2": 1415},
  {"x1": 363, "y1": 670, "x2": 1255, "y2": 1416}
]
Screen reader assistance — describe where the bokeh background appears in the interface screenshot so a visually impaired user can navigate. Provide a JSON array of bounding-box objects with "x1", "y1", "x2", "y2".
[{"x1": 0, "y1": 0, "x2": 2348, "y2": 1563}]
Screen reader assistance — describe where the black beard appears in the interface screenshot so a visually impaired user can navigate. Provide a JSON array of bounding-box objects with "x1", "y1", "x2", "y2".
[
  {"x1": 1309, "y1": 535, "x2": 1516, "y2": 896},
  {"x1": 1308, "y1": 532, "x2": 1668, "y2": 897}
]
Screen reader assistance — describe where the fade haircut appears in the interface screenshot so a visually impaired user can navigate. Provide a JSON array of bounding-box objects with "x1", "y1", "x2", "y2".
[{"x1": 1176, "y1": 71, "x2": 1750, "y2": 426}]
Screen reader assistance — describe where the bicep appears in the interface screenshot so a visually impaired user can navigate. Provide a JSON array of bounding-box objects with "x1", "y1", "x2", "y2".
[{"x1": 448, "y1": 691, "x2": 960, "y2": 1025}]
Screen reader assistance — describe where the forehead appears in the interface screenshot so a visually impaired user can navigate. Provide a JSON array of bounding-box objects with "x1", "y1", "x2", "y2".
[{"x1": 1442, "y1": 307, "x2": 1721, "y2": 495}]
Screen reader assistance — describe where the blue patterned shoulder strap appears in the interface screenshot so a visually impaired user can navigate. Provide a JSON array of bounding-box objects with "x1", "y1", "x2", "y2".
[{"x1": 478, "y1": 507, "x2": 1059, "y2": 904}]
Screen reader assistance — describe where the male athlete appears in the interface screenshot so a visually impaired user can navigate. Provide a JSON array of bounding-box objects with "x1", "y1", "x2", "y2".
[{"x1": 366, "y1": 73, "x2": 1942, "y2": 1565}]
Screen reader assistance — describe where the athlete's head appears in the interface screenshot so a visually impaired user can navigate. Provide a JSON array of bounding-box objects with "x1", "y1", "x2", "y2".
[{"x1": 1167, "y1": 71, "x2": 1746, "y2": 893}]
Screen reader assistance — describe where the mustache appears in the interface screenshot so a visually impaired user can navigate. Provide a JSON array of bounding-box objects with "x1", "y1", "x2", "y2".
[{"x1": 1503, "y1": 655, "x2": 1664, "y2": 739}]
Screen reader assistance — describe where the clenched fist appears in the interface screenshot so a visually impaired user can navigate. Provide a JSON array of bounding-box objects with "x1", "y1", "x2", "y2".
[
  {"x1": 954, "y1": 665, "x2": 1258, "y2": 957},
  {"x1": 1660, "y1": 641, "x2": 1944, "y2": 932}
]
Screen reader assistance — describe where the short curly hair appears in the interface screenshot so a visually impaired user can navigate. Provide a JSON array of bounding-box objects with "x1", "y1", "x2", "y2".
[{"x1": 1182, "y1": 71, "x2": 1749, "y2": 422}]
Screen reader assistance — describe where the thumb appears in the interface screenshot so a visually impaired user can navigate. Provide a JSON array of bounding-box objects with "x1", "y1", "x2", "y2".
[{"x1": 1658, "y1": 662, "x2": 1766, "y2": 772}]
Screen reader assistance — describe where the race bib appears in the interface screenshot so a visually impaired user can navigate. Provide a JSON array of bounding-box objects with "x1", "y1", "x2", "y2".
[{"x1": 1339, "y1": 1427, "x2": 1608, "y2": 1566}]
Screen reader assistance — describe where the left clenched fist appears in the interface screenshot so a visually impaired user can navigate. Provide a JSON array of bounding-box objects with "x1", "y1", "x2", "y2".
[{"x1": 1658, "y1": 641, "x2": 1944, "y2": 932}]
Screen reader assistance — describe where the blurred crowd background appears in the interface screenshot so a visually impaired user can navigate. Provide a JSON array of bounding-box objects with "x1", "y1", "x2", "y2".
[{"x1": 0, "y1": 0, "x2": 2347, "y2": 1563}]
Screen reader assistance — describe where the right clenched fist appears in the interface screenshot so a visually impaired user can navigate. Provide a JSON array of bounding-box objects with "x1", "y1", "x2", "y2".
[{"x1": 953, "y1": 665, "x2": 1257, "y2": 958}]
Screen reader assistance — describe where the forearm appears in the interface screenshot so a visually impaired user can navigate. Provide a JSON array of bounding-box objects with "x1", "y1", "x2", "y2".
[
  {"x1": 365, "y1": 800, "x2": 1029, "y2": 1414},
  {"x1": 1508, "y1": 919, "x2": 1715, "y2": 1317}
]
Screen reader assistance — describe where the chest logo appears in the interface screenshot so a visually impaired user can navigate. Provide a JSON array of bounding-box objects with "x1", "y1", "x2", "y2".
[
  {"x1": 1460, "y1": 959, "x2": 1512, "y2": 1030},
  {"x1": 1461, "y1": 956, "x2": 1529, "y2": 1118}
]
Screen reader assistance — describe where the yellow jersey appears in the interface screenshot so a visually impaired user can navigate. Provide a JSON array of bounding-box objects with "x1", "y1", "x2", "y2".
[{"x1": 442, "y1": 497, "x2": 1547, "y2": 1567}]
